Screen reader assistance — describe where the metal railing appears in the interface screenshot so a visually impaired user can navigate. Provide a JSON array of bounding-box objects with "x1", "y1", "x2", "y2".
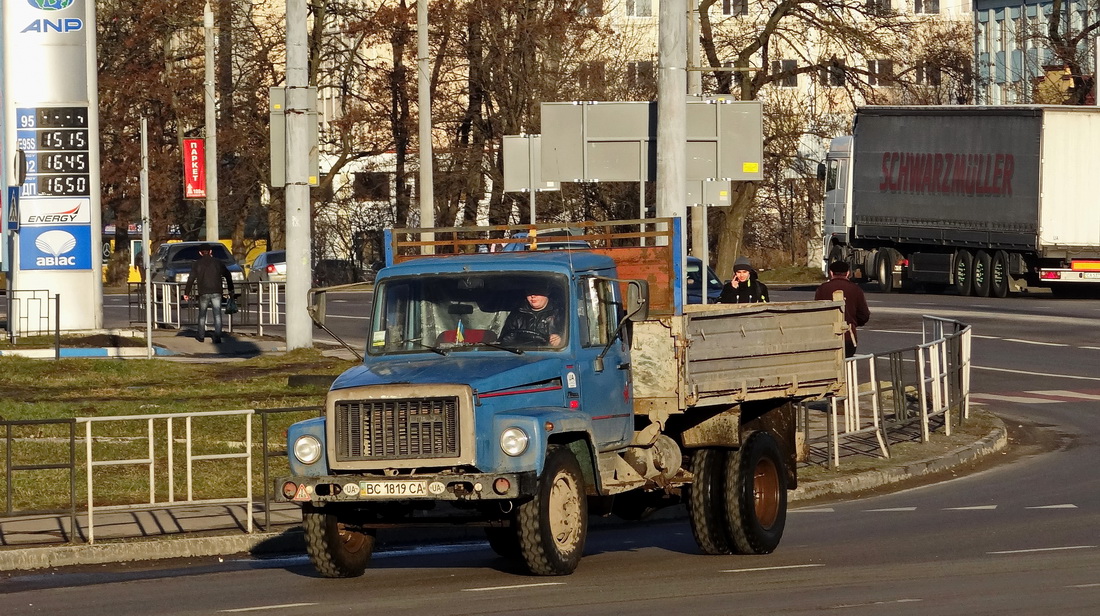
[
  {"x1": 128, "y1": 281, "x2": 284, "y2": 334},
  {"x1": 822, "y1": 315, "x2": 972, "y2": 468},
  {"x1": 77, "y1": 410, "x2": 255, "y2": 544},
  {"x1": 0, "y1": 419, "x2": 78, "y2": 541},
  {"x1": 4, "y1": 289, "x2": 59, "y2": 342}
]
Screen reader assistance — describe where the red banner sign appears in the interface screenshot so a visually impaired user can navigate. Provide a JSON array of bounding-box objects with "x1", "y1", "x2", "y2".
[{"x1": 183, "y1": 138, "x2": 207, "y2": 199}]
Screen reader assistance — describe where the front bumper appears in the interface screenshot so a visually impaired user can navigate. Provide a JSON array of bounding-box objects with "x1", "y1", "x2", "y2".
[{"x1": 277, "y1": 471, "x2": 537, "y2": 504}]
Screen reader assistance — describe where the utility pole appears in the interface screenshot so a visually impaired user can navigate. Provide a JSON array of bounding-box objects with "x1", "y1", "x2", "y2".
[
  {"x1": 204, "y1": 1, "x2": 219, "y2": 242},
  {"x1": 284, "y1": 0, "x2": 312, "y2": 350},
  {"x1": 417, "y1": 0, "x2": 434, "y2": 242},
  {"x1": 657, "y1": 0, "x2": 688, "y2": 302}
]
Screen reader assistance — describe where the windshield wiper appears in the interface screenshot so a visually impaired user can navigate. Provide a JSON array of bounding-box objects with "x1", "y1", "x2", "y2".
[
  {"x1": 397, "y1": 338, "x2": 449, "y2": 356},
  {"x1": 476, "y1": 341, "x2": 524, "y2": 355}
]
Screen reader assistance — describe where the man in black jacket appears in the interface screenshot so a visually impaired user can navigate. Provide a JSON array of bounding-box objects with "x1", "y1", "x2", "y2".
[
  {"x1": 499, "y1": 280, "x2": 564, "y2": 347},
  {"x1": 183, "y1": 245, "x2": 234, "y2": 343},
  {"x1": 718, "y1": 256, "x2": 769, "y2": 304}
]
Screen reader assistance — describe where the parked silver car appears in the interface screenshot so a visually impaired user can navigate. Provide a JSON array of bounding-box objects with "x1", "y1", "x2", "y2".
[{"x1": 247, "y1": 250, "x2": 287, "y2": 283}]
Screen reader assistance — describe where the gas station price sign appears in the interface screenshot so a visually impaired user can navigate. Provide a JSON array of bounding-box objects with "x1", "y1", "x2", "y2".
[{"x1": 17, "y1": 106, "x2": 92, "y2": 197}]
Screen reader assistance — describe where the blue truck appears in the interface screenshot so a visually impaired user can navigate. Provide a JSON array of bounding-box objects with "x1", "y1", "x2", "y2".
[{"x1": 278, "y1": 219, "x2": 845, "y2": 577}]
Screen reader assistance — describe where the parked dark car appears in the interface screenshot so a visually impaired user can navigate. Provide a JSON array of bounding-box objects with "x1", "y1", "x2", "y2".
[
  {"x1": 247, "y1": 250, "x2": 287, "y2": 283},
  {"x1": 687, "y1": 256, "x2": 723, "y2": 304},
  {"x1": 313, "y1": 259, "x2": 362, "y2": 287},
  {"x1": 149, "y1": 242, "x2": 244, "y2": 284}
]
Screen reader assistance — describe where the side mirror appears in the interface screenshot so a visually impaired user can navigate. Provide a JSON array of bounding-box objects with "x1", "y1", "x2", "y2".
[
  {"x1": 626, "y1": 280, "x2": 649, "y2": 322},
  {"x1": 307, "y1": 288, "x2": 327, "y2": 327},
  {"x1": 816, "y1": 161, "x2": 826, "y2": 182}
]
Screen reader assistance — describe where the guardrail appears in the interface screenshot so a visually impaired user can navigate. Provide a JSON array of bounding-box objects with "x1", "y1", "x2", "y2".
[{"x1": 822, "y1": 315, "x2": 972, "y2": 468}]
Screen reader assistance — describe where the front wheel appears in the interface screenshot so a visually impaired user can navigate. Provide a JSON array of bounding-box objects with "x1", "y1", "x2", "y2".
[
  {"x1": 725, "y1": 431, "x2": 788, "y2": 554},
  {"x1": 303, "y1": 504, "x2": 376, "y2": 578},
  {"x1": 516, "y1": 446, "x2": 588, "y2": 575}
]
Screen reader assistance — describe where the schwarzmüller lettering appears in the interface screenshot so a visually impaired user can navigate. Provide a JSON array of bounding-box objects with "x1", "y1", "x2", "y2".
[{"x1": 879, "y1": 151, "x2": 1014, "y2": 196}]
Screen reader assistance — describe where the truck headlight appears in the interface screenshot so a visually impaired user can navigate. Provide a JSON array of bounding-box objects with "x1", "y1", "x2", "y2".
[
  {"x1": 293, "y1": 435, "x2": 323, "y2": 465},
  {"x1": 500, "y1": 427, "x2": 529, "y2": 457}
]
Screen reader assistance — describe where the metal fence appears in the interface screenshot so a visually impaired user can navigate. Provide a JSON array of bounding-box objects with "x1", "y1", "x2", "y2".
[
  {"x1": 0, "y1": 406, "x2": 321, "y2": 545},
  {"x1": 127, "y1": 281, "x2": 284, "y2": 335},
  {"x1": 821, "y1": 315, "x2": 972, "y2": 468},
  {"x1": 4, "y1": 289, "x2": 59, "y2": 341}
]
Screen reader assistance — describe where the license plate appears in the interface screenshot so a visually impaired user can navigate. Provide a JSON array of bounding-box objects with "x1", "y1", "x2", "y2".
[
  {"x1": 1084, "y1": 272, "x2": 1100, "y2": 279},
  {"x1": 358, "y1": 480, "x2": 428, "y2": 498}
]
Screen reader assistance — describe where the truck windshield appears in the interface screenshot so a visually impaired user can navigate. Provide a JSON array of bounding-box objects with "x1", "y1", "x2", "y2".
[{"x1": 368, "y1": 272, "x2": 569, "y2": 355}]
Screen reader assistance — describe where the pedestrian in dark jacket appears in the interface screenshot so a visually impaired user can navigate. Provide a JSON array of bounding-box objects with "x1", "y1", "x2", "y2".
[
  {"x1": 183, "y1": 245, "x2": 234, "y2": 343},
  {"x1": 718, "y1": 256, "x2": 769, "y2": 304},
  {"x1": 815, "y1": 260, "x2": 871, "y2": 357}
]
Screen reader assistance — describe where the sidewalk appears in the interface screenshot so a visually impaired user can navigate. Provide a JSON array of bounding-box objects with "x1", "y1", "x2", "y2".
[{"x1": 0, "y1": 330, "x2": 1009, "y2": 572}]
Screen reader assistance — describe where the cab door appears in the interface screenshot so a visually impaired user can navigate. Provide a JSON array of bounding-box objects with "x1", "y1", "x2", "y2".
[{"x1": 575, "y1": 276, "x2": 633, "y2": 451}]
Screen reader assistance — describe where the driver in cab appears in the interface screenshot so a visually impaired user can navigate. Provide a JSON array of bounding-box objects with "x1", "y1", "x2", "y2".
[{"x1": 498, "y1": 280, "x2": 564, "y2": 347}]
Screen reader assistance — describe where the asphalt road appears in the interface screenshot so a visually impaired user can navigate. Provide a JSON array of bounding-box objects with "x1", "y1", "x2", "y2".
[{"x1": 40, "y1": 287, "x2": 1100, "y2": 615}]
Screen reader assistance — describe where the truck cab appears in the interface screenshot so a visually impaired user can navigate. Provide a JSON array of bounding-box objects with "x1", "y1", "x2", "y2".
[{"x1": 820, "y1": 136, "x2": 854, "y2": 272}]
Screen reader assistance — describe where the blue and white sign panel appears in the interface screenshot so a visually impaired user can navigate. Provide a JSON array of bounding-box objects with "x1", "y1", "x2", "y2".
[{"x1": 18, "y1": 223, "x2": 91, "y2": 269}]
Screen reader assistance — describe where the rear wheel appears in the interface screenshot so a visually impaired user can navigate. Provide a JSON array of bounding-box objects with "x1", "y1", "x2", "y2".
[
  {"x1": 875, "y1": 248, "x2": 898, "y2": 293},
  {"x1": 687, "y1": 448, "x2": 733, "y2": 555},
  {"x1": 972, "y1": 250, "x2": 992, "y2": 297},
  {"x1": 516, "y1": 446, "x2": 588, "y2": 575},
  {"x1": 725, "y1": 431, "x2": 787, "y2": 554},
  {"x1": 952, "y1": 250, "x2": 974, "y2": 296},
  {"x1": 303, "y1": 504, "x2": 376, "y2": 578},
  {"x1": 990, "y1": 250, "x2": 1010, "y2": 298}
]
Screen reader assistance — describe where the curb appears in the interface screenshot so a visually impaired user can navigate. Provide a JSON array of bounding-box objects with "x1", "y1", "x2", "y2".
[
  {"x1": 0, "y1": 347, "x2": 174, "y2": 358},
  {"x1": 0, "y1": 420, "x2": 1010, "y2": 573},
  {"x1": 789, "y1": 422, "x2": 1009, "y2": 501}
]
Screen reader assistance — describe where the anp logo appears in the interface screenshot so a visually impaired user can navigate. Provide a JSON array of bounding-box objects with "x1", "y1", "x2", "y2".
[{"x1": 27, "y1": 0, "x2": 76, "y2": 10}]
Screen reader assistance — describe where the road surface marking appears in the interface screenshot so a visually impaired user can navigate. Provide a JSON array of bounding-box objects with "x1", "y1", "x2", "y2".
[
  {"x1": 1026, "y1": 504, "x2": 1078, "y2": 509},
  {"x1": 969, "y1": 394, "x2": 1064, "y2": 404},
  {"x1": 989, "y1": 545, "x2": 1096, "y2": 555},
  {"x1": 1001, "y1": 338, "x2": 1068, "y2": 347},
  {"x1": 1068, "y1": 583, "x2": 1100, "y2": 588},
  {"x1": 973, "y1": 365, "x2": 1100, "y2": 381},
  {"x1": 834, "y1": 599, "x2": 923, "y2": 608},
  {"x1": 219, "y1": 604, "x2": 318, "y2": 613},
  {"x1": 792, "y1": 507, "x2": 836, "y2": 513},
  {"x1": 865, "y1": 507, "x2": 917, "y2": 512},
  {"x1": 463, "y1": 582, "x2": 566, "y2": 592},
  {"x1": 944, "y1": 505, "x2": 998, "y2": 511},
  {"x1": 1030, "y1": 390, "x2": 1100, "y2": 401},
  {"x1": 720, "y1": 564, "x2": 825, "y2": 573}
]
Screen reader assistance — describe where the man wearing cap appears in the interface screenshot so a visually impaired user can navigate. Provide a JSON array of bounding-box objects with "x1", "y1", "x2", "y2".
[
  {"x1": 815, "y1": 260, "x2": 870, "y2": 357},
  {"x1": 718, "y1": 256, "x2": 770, "y2": 304},
  {"x1": 499, "y1": 279, "x2": 565, "y2": 347},
  {"x1": 183, "y1": 244, "x2": 235, "y2": 344}
]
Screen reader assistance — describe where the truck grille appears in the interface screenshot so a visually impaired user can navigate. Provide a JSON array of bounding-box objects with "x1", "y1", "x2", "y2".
[{"x1": 335, "y1": 397, "x2": 460, "y2": 461}]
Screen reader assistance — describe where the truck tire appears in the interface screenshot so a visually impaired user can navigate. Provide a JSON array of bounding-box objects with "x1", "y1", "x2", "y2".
[
  {"x1": 725, "y1": 431, "x2": 787, "y2": 555},
  {"x1": 687, "y1": 448, "x2": 734, "y2": 555},
  {"x1": 990, "y1": 250, "x2": 1010, "y2": 298},
  {"x1": 303, "y1": 504, "x2": 376, "y2": 578},
  {"x1": 875, "y1": 248, "x2": 897, "y2": 293},
  {"x1": 516, "y1": 446, "x2": 588, "y2": 575},
  {"x1": 485, "y1": 526, "x2": 522, "y2": 560},
  {"x1": 972, "y1": 250, "x2": 993, "y2": 297},
  {"x1": 952, "y1": 250, "x2": 973, "y2": 296}
]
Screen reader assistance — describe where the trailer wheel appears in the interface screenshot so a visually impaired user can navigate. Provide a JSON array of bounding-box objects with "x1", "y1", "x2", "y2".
[
  {"x1": 687, "y1": 448, "x2": 734, "y2": 555},
  {"x1": 516, "y1": 446, "x2": 588, "y2": 575},
  {"x1": 952, "y1": 250, "x2": 973, "y2": 296},
  {"x1": 990, "y1": 251, "x2": 1010, "y2": 298},
  {"x1": 303, "y1": 504, "x2": 376, "y2": 578},
  {"x1": 875, "y1": 248, "x2": 897, "y2": 293},
  {"x1": 725, "y1": 431, "x2": 787, "y2": 555},
  {"x1": 972, "y1": 250, "x2": 992, "y2": 297}
]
